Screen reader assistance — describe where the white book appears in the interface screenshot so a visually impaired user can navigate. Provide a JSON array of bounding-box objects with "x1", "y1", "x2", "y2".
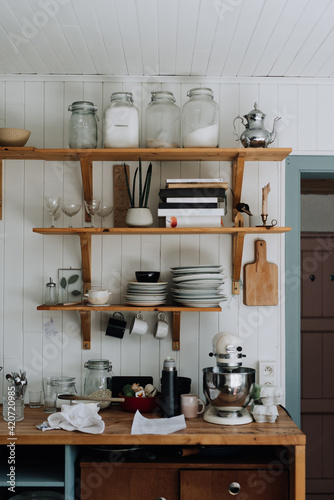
[
  {"x1": 165, "y1": 215, "x2": 223, "y2": 228},
  {"x1": 158, "y1": 208, "x2": 225, "y2": 216},
  {"x1": 166, "y1": 178, "x2": 224, "y2": 183},
  {"x1": 166, "y1": 197, "x2": 219, "y2": 203}
]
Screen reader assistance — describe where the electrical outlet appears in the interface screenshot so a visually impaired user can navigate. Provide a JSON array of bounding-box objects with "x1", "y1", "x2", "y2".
[{"x1": 258, "y1": 361, "x2": 278, "y2": 386}]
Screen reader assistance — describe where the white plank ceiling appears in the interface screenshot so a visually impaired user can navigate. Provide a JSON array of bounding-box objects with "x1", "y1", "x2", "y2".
[{"x1": 1, "y1": 0, "x2": 334, "y2": 77}]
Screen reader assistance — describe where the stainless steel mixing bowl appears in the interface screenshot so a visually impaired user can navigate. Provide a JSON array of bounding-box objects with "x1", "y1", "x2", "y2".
[{"x1": 203, "y1": 366, "x2": 256, "y2": 410}]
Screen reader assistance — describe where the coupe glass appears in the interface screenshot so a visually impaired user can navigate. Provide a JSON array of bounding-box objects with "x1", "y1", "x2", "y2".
[
  {"x1": 61, "y1": 203, "x2": 81, "y2": 228},
  {"x1": 96, "y1": 204, "x2": 114, "y2": 227},
  {"x1": 45, "y1": 196, "x2": 61, "y2": 227},
  {"x1": 84, "y1": 200, "x2": 101, "y2": 227}
]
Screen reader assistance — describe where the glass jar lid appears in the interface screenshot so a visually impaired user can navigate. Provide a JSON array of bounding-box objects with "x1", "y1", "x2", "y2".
[
  {"x1": 150, "y1": 91, "x2": 176, "y2": 103},
  {"x1": 84, "y1": 359, "x2": 112, "y2": 370},
  {"x1": 68, "y1": 101, "x2": 97, "y2": 112},
  {"x1": 187, "y1": 88, "x2": 214, "y2": 98},
  {"x1": 110, "y1": 92, "x2": 134, "y2": 104}
]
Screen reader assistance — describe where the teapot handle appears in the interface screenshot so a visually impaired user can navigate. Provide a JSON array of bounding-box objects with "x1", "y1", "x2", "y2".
[{"x1": 233, "y1": 116, "x2": 246, "y2": 140}]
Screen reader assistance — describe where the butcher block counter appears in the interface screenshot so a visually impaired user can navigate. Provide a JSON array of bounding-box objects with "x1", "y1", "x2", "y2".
[{"x1": 0, "y1": 405, "x2": 305, "y2": 500}]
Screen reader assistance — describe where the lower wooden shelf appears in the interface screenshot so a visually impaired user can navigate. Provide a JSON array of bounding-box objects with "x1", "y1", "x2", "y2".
[{"x1": 37, "y1": 303, "x2": 222, "y2": 350}]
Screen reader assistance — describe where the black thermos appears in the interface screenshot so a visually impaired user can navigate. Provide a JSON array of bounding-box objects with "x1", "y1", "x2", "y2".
[{"x1": 161, "y1": 357, "x2": 177, "y2": 418}]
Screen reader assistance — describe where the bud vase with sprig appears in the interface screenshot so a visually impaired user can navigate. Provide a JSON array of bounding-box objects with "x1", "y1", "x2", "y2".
[{"x1": 124, "y1": 159, "x2": 153, "y2": 227}]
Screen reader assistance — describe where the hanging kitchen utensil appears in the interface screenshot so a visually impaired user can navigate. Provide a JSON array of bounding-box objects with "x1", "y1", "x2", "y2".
[{"x1": 243, "y1": 240, "x2": 278, "y2": 306}]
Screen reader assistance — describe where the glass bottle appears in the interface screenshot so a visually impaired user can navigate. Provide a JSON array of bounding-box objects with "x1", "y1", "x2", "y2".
[
  {"x1": 145, "y1": 91, "x2": 181, "y2": 148},
  {"x1": 182, "y1": 88, "x2": 219, "y2": 148},
  {"x1": 68, "y1": 101, "x2": 98, "y2": 149},
  {"x1": 44, "y1": 277, "x2": 58, "y2": 305},
  {"x1": 84, "y1": 359, "x2": 112, "y2": 397},
  {"x1": 103, "y1": 92, "x2": 139, "y2": 148}
]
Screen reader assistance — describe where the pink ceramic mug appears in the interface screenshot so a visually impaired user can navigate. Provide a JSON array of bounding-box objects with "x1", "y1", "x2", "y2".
[{"x1": 181, "y1": 393, "x2": 205, "y2": 419}]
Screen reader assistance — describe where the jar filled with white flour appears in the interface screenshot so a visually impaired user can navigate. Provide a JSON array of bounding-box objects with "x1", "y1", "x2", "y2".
[
  {"x1": 103, "y1": 92, "x2": 139, "y2": 148},
  {"x1": 145, "y1": 91, "x2": 181, "y2": 148},
  {"x1": 182, "y1": 88, "x2": 219, "y2": 147}
]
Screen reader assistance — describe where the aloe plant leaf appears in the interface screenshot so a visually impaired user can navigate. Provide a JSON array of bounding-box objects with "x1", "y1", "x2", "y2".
[
  {"x1": 60, "y1": 277, "x2": 67, "y2": 289},
  {"x1": 139, "y1": 158, "x2": 143, "y2": 207},
  {"x1": 143, "y1": 162, "x2": 152, "y2": 208},
  {"x1": 123, "y1": 163, "x2": 133, "y2": 207},
  {"x1": 132, "y1": 167, "x2": 138, "y2": 208},
  {"x1": 68, "y1": 274, "x2": 79, "y2": 284}
]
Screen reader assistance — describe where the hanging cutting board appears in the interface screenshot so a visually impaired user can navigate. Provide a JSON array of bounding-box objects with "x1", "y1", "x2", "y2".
[{"x1": 243, "y1": 240, "x2": 278, "y2": 306}]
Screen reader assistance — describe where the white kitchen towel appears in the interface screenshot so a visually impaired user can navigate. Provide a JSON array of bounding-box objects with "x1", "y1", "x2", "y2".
[
  {"x1": 131, "y1": 410, "x2": 186, "y2": 435},
  {"x1": 45, "y1": 403, "x2": 105, "y2": 434}
]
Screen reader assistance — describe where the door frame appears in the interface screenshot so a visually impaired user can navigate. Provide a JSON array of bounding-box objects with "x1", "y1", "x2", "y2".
[{"x1": 285, "y1": 154, "x2": 334, "y2": 426}]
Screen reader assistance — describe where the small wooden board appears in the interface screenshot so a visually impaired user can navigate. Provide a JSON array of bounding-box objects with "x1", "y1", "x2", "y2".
[
  {"x1": 243, "y1": 240, "x2": 278, "y2": 306},
  {"x1": 113, "y1": 164, "x2": 130, "y2": 227}
]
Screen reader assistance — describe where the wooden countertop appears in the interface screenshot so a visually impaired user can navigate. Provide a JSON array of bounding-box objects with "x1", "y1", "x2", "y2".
[{"x1": 0, "y1": 405, "x2": 305, "y2": 447}]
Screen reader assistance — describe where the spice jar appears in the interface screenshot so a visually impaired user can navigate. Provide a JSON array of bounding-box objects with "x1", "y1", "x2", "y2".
[
  {"x1": 44, "y1": 277, "x2": 58, "y2": 305},
  {"x1": 145, "y1": 91, "x2": 181, "y2": 148},
  {"x1": 68, "y1": 101, "x2": 98, "y2": 149},
  {"x1": 53, "y1": 376, "x2": 77, "y2": 408},
  {"x1": 103, "y1": 92, "x2": 139, "y2": 148},
  {"x1": 182, "y1": 88, "x2": 219, "y2": 147},
  {"x1": 84, "y1": 359, "x2": 112, "y2": 408}
]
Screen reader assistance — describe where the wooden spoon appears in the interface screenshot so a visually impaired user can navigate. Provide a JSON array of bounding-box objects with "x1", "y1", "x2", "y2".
[{"x1": 58, "y1": 394, "x2": 125, "y2": 403}]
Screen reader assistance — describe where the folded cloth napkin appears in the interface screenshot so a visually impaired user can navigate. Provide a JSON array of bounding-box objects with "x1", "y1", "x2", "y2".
[
  {"x1": 131, "y1": 410, "x2": 186, "y2": 435},
  {"x1": 40, "y1": 403, "x2": 105, "y2": 434}
]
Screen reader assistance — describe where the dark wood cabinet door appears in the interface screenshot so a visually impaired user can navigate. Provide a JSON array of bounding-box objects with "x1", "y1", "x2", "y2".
[{"x1": 180, "y1": 469, "x2": 289, "y2": 500}]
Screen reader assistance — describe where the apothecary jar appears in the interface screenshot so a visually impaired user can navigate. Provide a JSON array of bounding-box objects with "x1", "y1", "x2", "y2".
[
  {"x1": 103, "y1": 92, "x2": 139, "y2": 148},
  {"x1": 145, "y1": 91, "x2": 181, "y2": 148},
  {"x1": 68, "y1": 101, "x2": 98, "y2": 149},
  {"x1": 84, "y1": 359, "x2": 112, "y2": 397},
  {"x1": 182, "y1": 88, "x2": 219, "y2": 148}
]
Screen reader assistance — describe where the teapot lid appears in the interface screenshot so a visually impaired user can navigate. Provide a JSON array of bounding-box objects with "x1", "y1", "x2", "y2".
[{"x1": 244, "y1": 102, "x2": 266, "y2": 119}]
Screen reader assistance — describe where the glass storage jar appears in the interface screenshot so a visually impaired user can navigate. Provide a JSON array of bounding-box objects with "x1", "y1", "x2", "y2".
[
  {"x1": 182, "y1": 88, "x2": 219, "y2": 148},
  {"x1": 68, "y1": 101, "x2": 98, "y2": 149},
  {"x1": 145, "y1": 91, "x2": 181, "y2": 148},
  {"x1": 54, "y1": 376, "x2": 77, "y2": 408},
  {"x1": 103, "y1": 92, "x2": 139, "y2": 148},
  {"x1": 44, "y1": 277, "x2": 58, "y2": 305},
  {"x1": 84, "y1": 359, "x2": 112, "y2": 397}
]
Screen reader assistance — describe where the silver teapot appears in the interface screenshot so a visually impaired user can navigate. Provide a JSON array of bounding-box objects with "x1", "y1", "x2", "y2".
[{"x1": 233, "y1": 103, "x2": 280, "y2": 148}]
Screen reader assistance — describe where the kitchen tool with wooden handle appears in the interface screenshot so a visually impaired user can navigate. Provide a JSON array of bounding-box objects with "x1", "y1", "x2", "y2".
[
  {"x1": 243, "y1": 240, "x2": 278, "y2": 306},
  {"x1": 58, "y1": 394, "x2": 125, "y2": 402}
]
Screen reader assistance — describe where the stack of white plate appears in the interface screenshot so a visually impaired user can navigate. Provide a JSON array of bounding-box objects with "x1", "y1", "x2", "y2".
[
  {"x1": 170, "y1": 265, "x2": 226, "y2": 307},
  {"x1": 124, "y1": 281, "x2": 169, "y2": 306}
]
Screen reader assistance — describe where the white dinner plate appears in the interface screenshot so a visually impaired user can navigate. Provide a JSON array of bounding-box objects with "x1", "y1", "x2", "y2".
[
  {"x1": 171, "y1": 266, "x2": 224, "y2": 275},
  {"x1": 172, "y1": 273, "x2": 224, "y2": 283},
  {"x1": 124, "y1": 300, "x2": 167, "y2": 306},
  {"x1": 171, "y1": 265, "x2": 222, "y2": 270}
]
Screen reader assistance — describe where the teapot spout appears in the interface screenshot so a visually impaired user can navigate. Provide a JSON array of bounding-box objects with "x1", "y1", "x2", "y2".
[{"x1": 267, "y1": 116, "x2": 281, "y2": 146}]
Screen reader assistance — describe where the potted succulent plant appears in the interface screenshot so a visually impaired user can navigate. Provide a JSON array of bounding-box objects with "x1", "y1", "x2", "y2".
[{"x1": 124, "y1": 159, "x2": 153, "y2": 227}]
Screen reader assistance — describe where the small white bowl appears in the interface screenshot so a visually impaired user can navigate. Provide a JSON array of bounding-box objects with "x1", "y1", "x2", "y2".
[{"x1": 84, "y1": 289, "x2": 111, "y2": 305}]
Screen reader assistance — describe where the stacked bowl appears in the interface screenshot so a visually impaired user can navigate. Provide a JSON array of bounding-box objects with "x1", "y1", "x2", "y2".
[{"x1": 170, "y1": 265, "x2": 226, "y2": 307}]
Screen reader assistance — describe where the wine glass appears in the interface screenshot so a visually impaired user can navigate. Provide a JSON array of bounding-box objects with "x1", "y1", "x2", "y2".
[
  {"x1": 45, "y1": 196, "x2": 61, "y2": 227},
  {"x1": 84, "y1": 200, "x2": 101, "y2": 227},
  {"x1": 61, "y1": 203, "x2": 81, "y2": 228},
  {"x1": 96, "y1": 204, "x2": 114, "y2": 227}
]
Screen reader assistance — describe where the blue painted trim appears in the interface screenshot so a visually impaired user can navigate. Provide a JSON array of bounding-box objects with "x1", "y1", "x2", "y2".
[{"x1": 285, "y1": 155, "x2": 334, "y2": 426}]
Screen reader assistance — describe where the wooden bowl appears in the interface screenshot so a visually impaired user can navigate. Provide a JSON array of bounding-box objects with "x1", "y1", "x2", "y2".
[
  {"x1": 119, "y1": 393, "x2": 160, "y2": 413},
  {"x1": 0, "y1": 128, "x2": 31, "y2": 147}
]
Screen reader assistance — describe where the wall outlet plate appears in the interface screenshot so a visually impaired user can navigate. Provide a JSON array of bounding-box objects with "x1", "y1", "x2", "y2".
[{"x1": 258, "y1": 361, "x2": 278, "y2": 386}]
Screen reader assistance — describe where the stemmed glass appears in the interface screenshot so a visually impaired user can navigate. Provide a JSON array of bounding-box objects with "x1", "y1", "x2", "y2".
[
  {"x1": 45, "y1": 196, "x2": 61, "y2": 228},
  {"x1": 84, "y1": 200, "x2": 101, "y2": 227},
  {"x1": 96, "y1": 204, "x2": 114, "y2": 227},
  {"x1": 61, "y1": 203, "x2": 81, "y2": 228}
]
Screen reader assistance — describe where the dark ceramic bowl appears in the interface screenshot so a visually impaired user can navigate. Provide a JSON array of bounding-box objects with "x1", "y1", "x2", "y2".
[
  {"x1": 135, "y1": 271, "x2": 160, "y2": 283},
  {"x1": 119, "y1": 393, "x2": 160, "y2": 413}
]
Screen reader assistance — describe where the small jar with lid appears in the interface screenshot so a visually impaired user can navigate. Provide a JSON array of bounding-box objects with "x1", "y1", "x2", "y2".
[
  {"x1": 54, "y1": 376, "x2": 77, "y2": 408},
  {"x1": 182, "y1": 88, "x2": 219, "y2": 147},
  {"x1": 44, "y1": 277, "x2": 58, "y2": 305},
  {"x1": 145, "y1": 91, "x2": 181, "y2": 148},
  {"x1": 84, "y1": 359, "x2": 112, "y2": 398},
  {"x1": 68, "y1": 101, "x2": 98, "y2": 149},
  {"x1": 103, "y1": 92, "x2": 139, "y2": 148}
]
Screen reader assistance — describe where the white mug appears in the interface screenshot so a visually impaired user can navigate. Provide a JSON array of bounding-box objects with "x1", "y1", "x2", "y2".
[
  {"x1": 154, "y1": 312, "x2": 168, "y2": 340},
  {"x1": 181, "y1": 393, "x2": 205, "y2": 419},
  {"x1": 129, "y1": 312, "x2": 148, "y2": 335}
]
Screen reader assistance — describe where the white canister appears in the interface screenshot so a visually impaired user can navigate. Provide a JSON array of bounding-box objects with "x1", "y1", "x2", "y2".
[{"x1": 103, "y1": 92, "x2": 139, "y2": 148}]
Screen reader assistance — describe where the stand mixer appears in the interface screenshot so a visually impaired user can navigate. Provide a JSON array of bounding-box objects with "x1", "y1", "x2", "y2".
[{"x1": 203, "y1": 332, "x2": 256, "y2": 425}]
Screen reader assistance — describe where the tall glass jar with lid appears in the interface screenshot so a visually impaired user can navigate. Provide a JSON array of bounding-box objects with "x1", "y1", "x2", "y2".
[
  {"x1": 53, "y1": 376, "x2": 77, "y2": 408},
  {"x1": 68, "y1": 101, "x2": 98, "y2": 149},
  {"x1": 182, "y1": 88, "x2": 219, "y2": 148},
  {"x1": 145, "y1": 91, "x2": 181, "y2": 148},
  {"x1": 103, "y1": 92, "x2": 139, "y2": 148},
  {"x1": 84, "y1": 359, "x2": 112, "y2": 398}
]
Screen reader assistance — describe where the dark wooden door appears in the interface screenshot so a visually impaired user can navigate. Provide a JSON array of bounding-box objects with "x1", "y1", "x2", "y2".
[{"x1": 301, "y1": 232, "x2": 334, "y2": 499}]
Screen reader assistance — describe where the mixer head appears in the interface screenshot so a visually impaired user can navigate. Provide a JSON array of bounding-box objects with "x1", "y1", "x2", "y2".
[{"x1": 209, "y1": 332, "x2": 246, "y2": 368}]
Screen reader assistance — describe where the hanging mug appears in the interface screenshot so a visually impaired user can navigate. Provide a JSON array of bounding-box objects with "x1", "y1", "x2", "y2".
[{"x1": 106, "y1": 312, "x2": 126, "y2": 339}]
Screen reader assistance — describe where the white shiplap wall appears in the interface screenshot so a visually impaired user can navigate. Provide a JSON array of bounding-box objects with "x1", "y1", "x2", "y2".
[{"x1": 0, "y1": 75, "x2": 331, "y2": 401}]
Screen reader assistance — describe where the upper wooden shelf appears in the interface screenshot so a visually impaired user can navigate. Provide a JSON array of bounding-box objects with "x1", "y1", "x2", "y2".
[{"x1": 0, "y1": 146, "x2": 292, "y2": 162}]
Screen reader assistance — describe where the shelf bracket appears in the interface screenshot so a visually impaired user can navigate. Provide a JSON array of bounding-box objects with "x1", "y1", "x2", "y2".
[
  {"x1": 80, "y1": 311, "x2": 91, "y2": 349},
  {"x1": 232, "y1": 153, "x2": 246, "y2": 221},
  {"x1": 172, "y1": 311, "x2": 181, "y2": 350},
  {"x1": 79, "y1": 234, "x2": 91, "y2": 293},
  {"x1": 0, "y1": 159, "x2": 2, "y2": 220},
  {"x1": 232, "y1": 232, "x2": 245, "y2": 295},
  {"x1": 80, "y1": 157, "x2": 93, "y2": 223}
]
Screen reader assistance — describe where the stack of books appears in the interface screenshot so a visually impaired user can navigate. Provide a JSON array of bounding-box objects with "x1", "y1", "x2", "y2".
[{"x1": 158, "y1": 178, "x2": 228, "y2": 228}]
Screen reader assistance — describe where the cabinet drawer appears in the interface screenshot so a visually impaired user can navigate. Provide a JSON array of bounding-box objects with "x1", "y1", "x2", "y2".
[{"x1": 180, "y1": 469, "x2": 289, "y2": 500}]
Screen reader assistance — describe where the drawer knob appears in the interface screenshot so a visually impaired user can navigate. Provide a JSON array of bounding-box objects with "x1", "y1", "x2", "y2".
[{"x1": 228, "y1": 482, "x2": 241, "y2": 495}]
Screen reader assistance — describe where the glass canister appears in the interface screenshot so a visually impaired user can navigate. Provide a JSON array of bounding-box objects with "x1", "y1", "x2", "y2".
[
  {"x1": 84, "y1": 359, "x2": 112, "y2": 397},
  {"x1": 145, "y1": 91, "x2": 181, "y2": 148},
  {"x1": 182, "y1": 88, "x2": 219, "y2": 148},
  {"x1": 44, "y1": 277, "x2": 58, "y2": 305},
  {"x1": 68, "y1": 100, "x2": 98, "y2": 149},
  {"x1": 54, "y1": 376, "x2": 77, "y2": 408},
  {"x1": 103, "y1": 92, "x2": 139, "y2": 148}
]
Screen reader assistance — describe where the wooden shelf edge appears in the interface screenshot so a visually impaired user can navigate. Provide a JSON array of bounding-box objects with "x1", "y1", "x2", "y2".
[{"x1": 37, "y1": 304, "x2": 222, "y2": 312}]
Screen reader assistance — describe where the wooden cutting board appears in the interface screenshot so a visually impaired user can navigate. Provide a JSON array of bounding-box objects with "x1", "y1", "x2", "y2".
[{"x1": 243, "y1": 240, "x2": 278, "y2": 306}]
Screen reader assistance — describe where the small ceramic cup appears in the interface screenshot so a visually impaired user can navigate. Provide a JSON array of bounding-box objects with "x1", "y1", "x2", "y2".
[
  {"x1": 181, "y1": 393, "x2": 205, "y2": 419},
  {"x1": 154, "y1": 312, "x2": 168, "y2": 340},
  {"x1": 84, "y1": 288, "x2": 111, "y2": 305},
  {"x1": 129, "y1": 312, "x2": 148, "y2": 335}
]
